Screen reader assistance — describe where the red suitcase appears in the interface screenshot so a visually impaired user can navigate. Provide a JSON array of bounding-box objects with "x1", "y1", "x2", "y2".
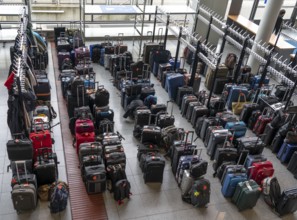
[
  {"x1": 75, "y1": 118, "x2": 95, "y2": 133},
  {"x1": 75, "y1": 132, "x2": 95, "y2": 154},
  {"x1": 252, "y1": 108, "x2": 272, "y2": 136},
  {"x1": 29, "y1": 130, "x2": 52, "y2": 160},
  {"x1": 75, "y1": 47, "x2": 90, "y2": 64},
  {"x1": 249, "y1": 161, "x2": 274, "y2": 185}
]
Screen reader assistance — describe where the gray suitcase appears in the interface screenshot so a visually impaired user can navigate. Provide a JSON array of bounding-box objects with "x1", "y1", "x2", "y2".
[
  {"x1": 11, "y1": 161, "x2": 37, "y2": 213},
  {"x1": 180, "y1": 169, "x2": 193, "y2": 196}
]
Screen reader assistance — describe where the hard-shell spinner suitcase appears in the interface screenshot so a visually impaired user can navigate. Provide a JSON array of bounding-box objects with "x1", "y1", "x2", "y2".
[
  {"x1": 262, "y1": 123, "x2": 277, "y2": 146},
  {"x1": 237, "y1": 136, "x2": 265, "y2": 155},
  {"x1": 186, "y1": 101, "x2": 199, "y2": 121},
  {"x1": 157, "y1": 100, "x2": 175, "y2": 128},
  {"x1": 231, "y1": 179, "x2": 261, "y2": 211},
  {"x1": 277, "y1": 142, "x2": 297, "y2": 164},
  {"x1": 84, "y1": 164, "x2": 106, "y2": 194},
  {"x1": 79, "y1": 142, "x2": 103, "y2": 164},
  {"x1": 167, "y1": 73, "x2": 184, "y2": 101},
  {"x1": 270, "y1": 133, "x2": 285, "y2": 153},
  {"x1": 287, "y1": 151, "x2": 297, "y2": 177},
  {"x1": 180, "y1": 169, "x2": 194, "y2": 196},
  {"x1": 181, "y1": 95, "x2": 198, "y2": 117},
  {"x1": 190, "y1": 105, "x2": 209, "y2": 127},
  {"x1": 29, "y1": 127, "x2": 52, "y2": 160},
  {"x1": 171, "y1": 131, "x2": 196, "y2": 175},
  {"x1": 7, "y1": 135, "x2": 33, "y2": 161},
  {"x1": 244, "y1": 154, "x2": 267, "y2": 169},
  {"x1": 75, "y1": 47, "x2": 91, "y2": 65},
  {"x1": 34, "y1": 78, "x2": 51, "y2": 101},
  {"x1": 225, "y1": 121, "x2": 247, "y2": 138},
  {"x1": 11, "y1": 161, "x2": 37, "y2": 213},
  {"x1": 34, "y1": 155, "x2": 56, "y2": 186},
  {"x1": 207, "y1": 129, "x2": 232, "y2": 160},
  {"x1": 253, "y1": 108, "x2": 273, "y2": 136},
  {"x1": 176, "y1": 86, "x2": 193, "y2": 107},
  {"x1": 249, "y1": 161, "x2": 274, "y2": 185},
  {"x1": 275, "y1": 187, "x2": 297, "y2": 216},
  {"x1": 75, "y1": 132, "x2": 95, "y2": 154},
  {"x1": 221, "y1": 166, "x2": 247, "y2": 197},
  {"x1": 143, "y1": 153, "x2": 166, "y2": 183},
  {"x1": 199, "y1": 117, "x2": 219, "y2": 141},
  {"x1": 204, "y1": 126, "x2": 224, "y2": 148}
]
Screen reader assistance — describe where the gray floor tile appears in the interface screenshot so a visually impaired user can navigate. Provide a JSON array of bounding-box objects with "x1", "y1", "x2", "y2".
[{"x1": 116, "y1": 194, "x2": 147, "y2": 220}]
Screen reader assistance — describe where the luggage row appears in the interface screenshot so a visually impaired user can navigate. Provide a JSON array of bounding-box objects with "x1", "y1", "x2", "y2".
[{"x1": 6, "y1": 23, "x2": 71, "y2": 214}]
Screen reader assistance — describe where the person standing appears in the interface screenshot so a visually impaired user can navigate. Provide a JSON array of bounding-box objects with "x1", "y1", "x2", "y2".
[{"x1": 273, "y1": 9, "x2": 286, "y2": 35}]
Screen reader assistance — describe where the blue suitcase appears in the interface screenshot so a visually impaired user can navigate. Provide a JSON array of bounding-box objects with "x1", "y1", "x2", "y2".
[
  {"x1": 226, "y1": 86, "x2": 248, "y2": 110},
  {"x1": 225, "y1": 121, "x2": 247, "y2": 138},
  {"x1": 244, "y1": 154, "x2": 267, "y2": 169},
  {"x1": 164, "y1": 72, "x2": 175, "y2": 92},
  {"x1": 250, "y1": 75, "x2": 269, "y2": 90},
  {"x1": 167, "y1": 73, "x2": 184, "y2": 101},
  {"x1": 277, "y1": 143, "x2": 297, "y2": 164},
  {"x1": 169, "y1": 58, "x2": 180, "y2": 69},
  {"x1": 221, "y1": 168, "x2": 247, "y2": 197},
  {"x1": 89, "y1": 44, "x2": 101, "y2": 59}
]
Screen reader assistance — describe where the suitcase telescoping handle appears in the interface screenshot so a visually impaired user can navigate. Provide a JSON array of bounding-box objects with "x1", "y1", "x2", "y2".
[
  {"x1": 193, "y1": 147, "x2": 203, "y2": 159},
  {"x1": 167, "y1": 100, "x2": 174, "y2": 116},
  {"x1": 184, "y1": 130, "x2": 194, "y2": 147},
  {"x1": 15, "y1": 161, "x2": 29, "y2": 183}
]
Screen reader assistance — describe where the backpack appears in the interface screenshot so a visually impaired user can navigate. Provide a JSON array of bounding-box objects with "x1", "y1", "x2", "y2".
[
  {"x1": 49, "y1": 181, "x2": 69, "y2": 213},
  {"x1": 107, "y1": 164, "x2": 127, "y2": 192},
  {"x1": 95, "y1": 86, "x2": 110, "y2": 107},
  {"x1": 113, "y1": 179, "x2": 131, "y2": 205},
  {"x1": 224, "y1": 53, "x2": 237, "y2": 69},
  {"x1": 262, "y1": 176, "x2": 281, "y2": 209},
  {"x1": 182, "y1": 178, "x2": 210, "y2": 207}
]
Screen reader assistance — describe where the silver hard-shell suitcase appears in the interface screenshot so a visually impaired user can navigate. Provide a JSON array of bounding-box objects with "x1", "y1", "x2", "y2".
[{"x1": 180, "y1": 169, "x2": 193, "y2": 196}]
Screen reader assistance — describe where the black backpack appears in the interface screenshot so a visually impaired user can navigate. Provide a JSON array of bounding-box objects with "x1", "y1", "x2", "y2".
[
  {"x1": 113, "y1": 179, "x2": 131, "y2": 205},
  {"x1": 95, "y1": 86, "x2": 110, "y2": 107}
]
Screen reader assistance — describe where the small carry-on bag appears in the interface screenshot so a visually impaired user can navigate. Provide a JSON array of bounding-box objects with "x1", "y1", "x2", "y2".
[
  {"x1": 7, "y1": 134, "x2": 33, "y2": 161},
  {"x1": 142, "y1": 152, "x2": 166, "y2": 183},
  {"x1": 84, "y1": 164, "x2": 106, "y2": 194},
  {"x1": 11, "y1": 161, "x2": 37, "y2": 213},
  {"x1": 157, "y1": 100, "x2": 175, "y2": 128},
  {"x1": 141, "y1": 114, "x2": 162, "y2": 144},
  {"x1": 137, "y1": 143, "x2": 159, "y2": 161}
]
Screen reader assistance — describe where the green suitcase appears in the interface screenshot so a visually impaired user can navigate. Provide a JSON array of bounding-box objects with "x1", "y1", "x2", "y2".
[{"x1": 231, "y1": 180, "x2": 261, "y2": 211}]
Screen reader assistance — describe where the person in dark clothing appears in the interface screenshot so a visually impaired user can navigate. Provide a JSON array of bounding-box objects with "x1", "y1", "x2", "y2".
[
  {"x1": 273, "y1": 9, "x2": 286, "y2": 35},
  {"x1": 123, "y1": 99, "x2": 144, "y2": 118}
]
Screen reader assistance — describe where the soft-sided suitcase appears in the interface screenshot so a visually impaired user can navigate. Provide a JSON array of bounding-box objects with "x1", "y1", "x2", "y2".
[
  {"x1": 176, "y1": 86, "x2": 193, "y2": 107},
  {"x1": 57, "y1": 39, "x2": 71, "y2": 52},
  {"x1": 247, "y1": 110, "x2": 261, "y2": 130},
  {"x1": 157, "y1": 100, "x2": 175, "y2": 128},
  {"x1": 186, "y1": 102, "x2": 199, "y2": 121},
  {"x1": 7, "y1": 136, "x2": 33, "y2": 161},
  {"x1": 275, "y1": 188, "x2": 297, "y2": 216},
  {"x1": 190, "y1": 105, "x2": 209, "y2": 127},
  {"x1": 95, "y1": 109, "x2": 114, "y2": 129},
  {"x1": 221, "y1": 166, "x2": 247, "y2": 197},
  {"x1": 244, "y1": 154, "x2": 267, "y2": 169},
  {"x1": 262, "y1": 123, "x2": 277, "y2": 146},
  {"x1": 271, "y1": 133, "x2": 285, "y2": 153},
  {"x1": 140, "y1": 86, "x2": 155, "y2": 101},
  {"x1": 212, "y1": 148, "x2": 238, "y2": 173},
  {"x1": 34, "y1": 78, "x2": 51, "y2": 101},
  {"x1": 231, "y1": 180, "x2": 261, "y2": 211},
  {"x1": 58, "y1": 51, "x2": 70, "y2": 70},
  {"x1": 75, "y1": 47, "x2": 91, "y2": 64},
  {"x1": 158, "y1": 63, "x2": 172, "y2": 81},
  {"x1": 34, "y1": 156, "x2": 56, "y2": 186},
  {"x1": 199, "y1": 117, "x2": 219, "y2": 141},
  {"x1": 203, "y1": 126, "x2": 224, "y2": 148},
  {"x1": 239, "y1": 103, "x2": 260, "y2": 124},
  {"x1": 253, "y1": 108, "x2": 272, "y2": 136},
  {"x1": 181, "y1": 95, "x2": 198, "y2": 116},
  {"x1": 249, "y1": 161, "x2": 274, "y2": 185},
  {"x1": 143, "y1": 42, "x2": 160, "y2": 64},
  {"x1": 225, "y1": 121, "x2": 247, "y2": 138},
  {"x1": 141, "y1": 114, "x2": 162, "y2": 144},
  {"x1": 226, "y1": 86, "x2": 248, "y2": 110},
  {"x1": 143, "y1": 153, "x2": 166, "y2": 183},
  {"x1": 75, "y1": 132, "x2": 95, "y2": 154},
  {"x1": 167, "y1": 73, "x2": 184, "y2": 101},
  {"x1": 11, "y1": 161, "x2": 37, "y2": 213},
  {"x1": 277, "y1": 142, "x2": 297, "y2": 164},
  {"x1": 79, "y1": 142, "x2": 103, "y2": 164},
  {"x1": 237, "y1": 137, "x2": 265, "y2": 155},
  {"x1": 29, "y1": 128, "x2": 52, "y2": 160},
  {"x1": 207, "y1": 129, "x2": 232, "y2": 160},
  {"x1": 105, "y1": 152, "x2": 126, "y2": 167},
  {"x1": 135, "y1": 108, "x2": 151, "y2": 127},
  {"x1": 137, "y1": 143, "x2": 159, "y2": 161},
  {"x1": 216, "y1": 111, "x2": 238, "y2": 127},
  {"x1": 84, "y1": 164, "x2": 106, "y2": 194},
  {"x1": 287, "y1": 151, "x2": 297, "y2": 177}
]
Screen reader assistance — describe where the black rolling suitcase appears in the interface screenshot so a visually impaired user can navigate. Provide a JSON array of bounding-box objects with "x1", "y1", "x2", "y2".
[
  {"x1": 237, "y1": 137, "x2": 265, "y2": 155},
  {"x1": 203, "y1": 126, "x2": 224, "y2": 147},
  {"x1": 195, "y1": 116, "x2": 206, "y2": 137},
  {"x1": 150, "y1": 104, "x2": 167, "y2": 124},
  {"x1": 181, "y1": 95, "x2": 198, "y2": 116},
  {"x1": 287, "y1": 151, "x2": 297, "y2": 178},
  {"x1": 239, "y1": 103, "x2": 260, "y2": 124},
  {"x1": 135, "y1": 108, "x2": 151, "y2": 127},
  {"x1": 34, "y1": 154, "x2": 57, "y2": 186},
  {"x1": 190, "y1": 105, "x2": 209, "y2": 127},
  {"x1": 200, "y1": 117, "x2": 220, "y2": 141},
  {"x1": 275, "y1": 188, "x2": 297, "y2": 216},
  {"x1": 142, "y1": 152, "x2": 166, "y2": 183},
  {"x1": 185, "y1": 102, "x2": 199, "y2": 121},
  {"x1": 212, "y1": 147, "x2": 238, "y2": 174},
  {"x1": 7, "y1": 135, "x2": 33, "y2": 161},
  {"x1": 157, "y1": 100, "x2": 175, "y2": 128},
  {"x1": 262, "y1": 123, "x2": 277, "y2": 146},
  {"x1": 137, "y1": 143, "x2": 159, "y2": 161},
  {"x1": 171, "y1": 131, "x2": 196, "y2": 175},
  {"x1": 78, "y1": 142, "x2": 103, "y2": 164},
  {"x1": 141, "y1": 115, "x2": 162, "y2": 144},
  {"x1": 216, "y1": 111, "x2": 238, "y2": 127},
  {"x1": 176, "y1": 86, "x2": 193, "y2": 107},
  {"x1": 83, "y1": 164, "x2": 106, "y2": 194},
  {"x1": 105, "y1": 152, "x2": 126, "y2": 167}
]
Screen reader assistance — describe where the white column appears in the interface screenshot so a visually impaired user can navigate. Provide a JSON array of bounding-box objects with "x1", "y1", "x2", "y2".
[{"x1": 247, "y1": 0, "x2": 284, "y2": 73}]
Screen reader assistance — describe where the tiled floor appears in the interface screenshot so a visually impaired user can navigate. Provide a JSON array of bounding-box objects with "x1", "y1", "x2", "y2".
[{"x1": 0, "y1": 36, "x2": 297, "y2": 220}]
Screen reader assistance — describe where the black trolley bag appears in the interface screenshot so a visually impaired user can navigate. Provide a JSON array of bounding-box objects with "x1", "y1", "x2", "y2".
[
  {"x1": 190, "y1": 148, "x2": 208, "y2": 179},
  {"x1": 199, "y1": 117, "x2": 220, "y2": 141},
  {"x1": 239, "y1": 103, "x2": 260, "y2": 124},
  {"x1": 287, "y1": 151, "x2": 297, "y2": 178},
  {"x1": 141, "y1": 114, "x2": 162, "y2": 144},
  {"x1": 7, "y1": 134, "x2": 33, "y2": 161},
  {"x1": 137, "y1": 143, "x2": 159, "y2": 161},
  {"x1": 262, "y1": 123, "x2": 278, "y2": 146},
  {"x1": 181, "y1": 95, "x2": 198, "y2": 116},
  {"x1": 212, "y1": 146, "x2": 238, "y2": 175},
  {"x1": 171, "y1": 131, "x2": 196, "y2": 175},
  {"x1": 105, "y1": 152, "x2": 126, "y2": 167},
  {"x1": 142, "y1": 152, "x2": 166, "y2": 183},
  {"x1": 176, "y1": 86, "x2": 193, "y2": 107},
  {"x1": 79, "y1": 142, "x2": 103, "y2": 164},
  {"x1": 157, "y1": 100, "x2": 175, "y2": 128},
  {"x1": 190, "y1": 104, "x2": 209, "y2": 127},
  {"x1": 236, "y1": 136, "x2": 265, "y2": 155},
  {"x1": 11, "y1": 161, "x2": 37, "y2": 213},
  {"x1": 186, "y1": 101, "x2": 199, "y2": 121},
  {"x1": 275, "y1": 188, "x2": 297, "y2": 216},
  {"x1": 203, "y1": 126, "x2": 224, "y2": 148},
  {"x1": 83, "y1": 164, "x2": 106, "y2": 194},
  {"x1": 134, "y1": 107, "x2": 151, "y2": 127}
]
